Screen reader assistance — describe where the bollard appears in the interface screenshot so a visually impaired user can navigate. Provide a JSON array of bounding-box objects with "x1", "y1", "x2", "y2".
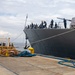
[{"x1": 28, "y1": 47, "x2": 34, "y2": 54}]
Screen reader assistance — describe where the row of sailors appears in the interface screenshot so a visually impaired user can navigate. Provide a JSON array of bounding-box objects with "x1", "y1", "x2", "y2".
[{"x1": 25, "y1": 20, "x2": 58, "y2": 29}]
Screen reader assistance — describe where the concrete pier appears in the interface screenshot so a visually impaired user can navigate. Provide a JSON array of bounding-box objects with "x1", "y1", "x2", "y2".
[{"x1": 0, "y1": 56, "x2": 75, "y2": 75}]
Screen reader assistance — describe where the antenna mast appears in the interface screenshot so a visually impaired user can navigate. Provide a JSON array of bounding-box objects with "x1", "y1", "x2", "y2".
[
  {"x1": 24, "y1": 14, "x2": 28, "y2": 30},
  {"x1": 24, "y1": 14, "x2": 29, "y2": 49}
]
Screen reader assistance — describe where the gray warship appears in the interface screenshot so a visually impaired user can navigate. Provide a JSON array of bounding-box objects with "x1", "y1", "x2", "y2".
[{"x1": 24, "y1": 17, "x2": 75, "y2": 59}]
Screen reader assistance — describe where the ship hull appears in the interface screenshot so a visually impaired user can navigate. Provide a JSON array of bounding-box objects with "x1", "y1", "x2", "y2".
[{"x1": 24, "y1": 29, "x2": 75, "y2": 59}]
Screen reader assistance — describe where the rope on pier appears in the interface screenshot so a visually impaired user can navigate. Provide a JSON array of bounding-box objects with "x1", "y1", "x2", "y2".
[
  {"x1": 37, "y1": 54, "x2": 75, "y2": 68},
  {"x1": 58, "y1": 59, "x2": 75, "y2": 68}
]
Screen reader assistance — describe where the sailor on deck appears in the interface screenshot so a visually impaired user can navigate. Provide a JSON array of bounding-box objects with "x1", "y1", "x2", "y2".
[
  {"x1": 50, "y1": 19, "x2": 54, "y2": 28},
  {"x1": 63, "y1": 18, "x2": 67, "y2": 28}
]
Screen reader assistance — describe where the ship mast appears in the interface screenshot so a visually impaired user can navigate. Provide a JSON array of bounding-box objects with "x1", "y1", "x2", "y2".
[
  {"x1": 24, "y1": 14, "x2": 29, "y2": 49},
  {"x1": 24, "y1": 14, "x2": 28, "y2": 30}
]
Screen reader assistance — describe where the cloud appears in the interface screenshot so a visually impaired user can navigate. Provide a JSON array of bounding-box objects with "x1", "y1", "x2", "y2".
[
  {"x1": 0, "y1": 30, "x2": 10, "y2": 37},
  {"x1": 35, "y1": 0, "x2": 57, "y2": 8},
  {"x1": 59, "y1": 8, "x2": 75, "y2": 17},
  {"x1": 0, "y1": 14, "x2": 25, "y2": 42},
  {"x1": 0, "y1": 30, "x2": 8, "y2": 35},
  {"x1": 62, "y1": 0, "x2": 75, "y2": 3},
  {"x1": 0, "y1": 0, "x2": 27, "y2": 16},
  {"x1": 0, "y1": 0, "x2": 75, "y2": 43},
  {"x1": 0, "y1": 29, "x2": 24, "y2": 41},
  {"x1": 33, "y1": 0, "x2": 75, "y2": 8},
  {"x1": 52, "y1": 0, "x2": 75, "y2": 3},
  {"x1": 0, "y1": 15, "x2": 24, "y2": 27}
]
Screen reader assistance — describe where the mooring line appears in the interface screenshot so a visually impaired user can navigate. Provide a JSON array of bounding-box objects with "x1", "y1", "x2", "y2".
[{"x1": 31, "y1": 29, "x2": 75, "y2": 45}]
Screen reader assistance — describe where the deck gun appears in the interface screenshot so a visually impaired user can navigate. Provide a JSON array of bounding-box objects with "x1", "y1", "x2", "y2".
[
  {"x1": 57, "y1": 17, "x2": 72, "y2": 28},
  {"x1": 57, "y1": 17, "x2": 72, "y2": 21}
]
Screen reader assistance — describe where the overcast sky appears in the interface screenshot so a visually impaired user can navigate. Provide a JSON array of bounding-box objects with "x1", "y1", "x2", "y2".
[{"x1": 0, "y1": 0, "x2": 75, "y2": 43}]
